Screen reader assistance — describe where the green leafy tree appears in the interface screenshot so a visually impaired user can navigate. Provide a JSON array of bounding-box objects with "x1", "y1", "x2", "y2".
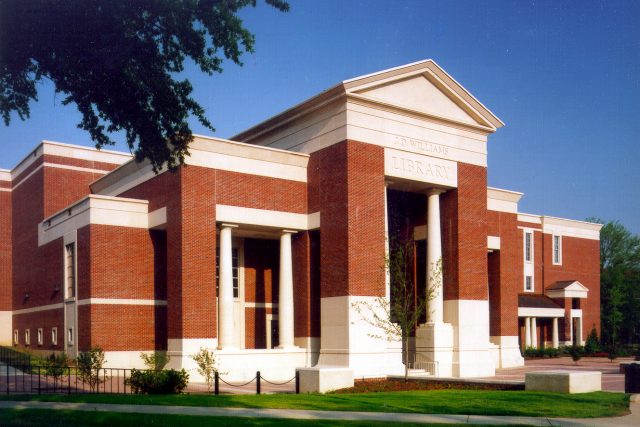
[
  {"x1": 0, "y1": 0, "x2": 290, "y2": 171},
  {"x1": 76, "y1": 347, "x2": 107, "y2": 392},
  {"x1": 140, "y1": 351, "x2": 171, "y2": 371},
  {"x1": 352, "y1": 238, "x2": 439, "y2": 381},
  {"x1": 584, "y1": 326, "x2": 600, "y2": 355},
  {"x1": 191, "y1": 347, "x2": 220, "y2": 392},
  {"x1": 588, "y1": 218, "x2": 640, "y2": 347}
]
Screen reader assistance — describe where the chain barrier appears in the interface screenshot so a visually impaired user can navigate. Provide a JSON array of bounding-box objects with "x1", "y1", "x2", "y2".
[
  {"x1": 260, "y1": 375, "x2": 296, "y2": 386},
  {"x1": 217, "y1": 375, "x2": 257, "y2": 387}
]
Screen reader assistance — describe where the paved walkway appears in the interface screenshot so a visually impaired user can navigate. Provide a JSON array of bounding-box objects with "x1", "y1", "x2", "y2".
[
  {"x1": 480, "y1": 357, "x2": 631, "y2": 392},
  {"x1": 1, "y1": 396, "x2": 638, "y2": 426}
]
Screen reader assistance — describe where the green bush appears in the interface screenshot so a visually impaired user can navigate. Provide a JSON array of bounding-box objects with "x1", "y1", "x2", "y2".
[
  {"x1": 544, "y1": 347, "x2": 560, "y2": 358},
  {"x1": 126, "y1": 368, "x2": 189, "y2": 394},
  {"x1": 76, "y1": 347, "x2": 107, "y2": 391},
  {"x1": 584, "y1": 327, "x2": 600, "y2": 354},
  {"x1": 569, "y1": 345, "x2": 584, "y2": 364}
]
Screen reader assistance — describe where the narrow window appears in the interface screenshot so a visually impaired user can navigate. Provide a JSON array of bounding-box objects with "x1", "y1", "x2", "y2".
[
  {"x1": 553, "y1": 235, "x2": 562, "y2": 265},
  {"x1": 25, "y1": 329, "x2": 30, "y2": 346},
  {"x1": 525, "y1": 275, "x2": 533, "y2": 292},
  {"x1": 67, "y1": 327, "x2": 74, "y2": 346},
  {"x1": 51, "y1": 327, "x2": 58, "y2": 346},
  {"x1": 37, "y1": 328, "x2": 43, "y2": 346},
  {"x1": 13, "y1": 329, "x2": 18, "y2": 345},
  {"x1": 215, "y1": 248, "x2": 239, "y2": 298},
  {"x1": 525, "y1": 232, "x2": 532, "y2": 262},
  {"x1": 65, "y1": 243, "x2": 76, "y2": 298}
]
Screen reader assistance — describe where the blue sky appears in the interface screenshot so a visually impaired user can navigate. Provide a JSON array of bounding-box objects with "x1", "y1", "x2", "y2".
[{"x1": 1, "y1": 0, "x2": 639, "y2": 233}]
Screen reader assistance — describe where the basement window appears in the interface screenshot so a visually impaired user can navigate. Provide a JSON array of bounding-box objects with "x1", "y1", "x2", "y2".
[
  {"x1": 67, "y1": 327, "x2": 74, "y2": 346},
  {"x1": 51, "y1": 327, "x2": 58, "y2": 346},
  {"x1": 13, "y1": 330, "x2": 18, "y2": 345},
  {"x1": 37, "y1": 328, "x2": 43, "y2": 346},
  {"x1": 25, "y1": 329, "x2": 30, "y2": 346}
]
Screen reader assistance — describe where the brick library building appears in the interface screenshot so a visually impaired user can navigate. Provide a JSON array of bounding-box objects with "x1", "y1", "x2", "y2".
[{"x1": 0, "y1": 60, "x2": 601, "y2": 381}]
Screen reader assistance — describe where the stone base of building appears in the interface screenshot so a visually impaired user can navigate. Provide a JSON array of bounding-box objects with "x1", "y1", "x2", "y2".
[
  {"x1": 298, "y1": 366, "x2": 354, "y2": 393},
  {"x1": 490, "y1": 336, "x2": 525, "y2": 368},
  {"x1": 317, "y1": 295, "x2": 405, "y2": 378},
  {"x1": 415, "y1": 321, "x2": 454, "y2": 377},
  {"x1": 0, "y1": 311, "x2": 11, "y2": 346}
]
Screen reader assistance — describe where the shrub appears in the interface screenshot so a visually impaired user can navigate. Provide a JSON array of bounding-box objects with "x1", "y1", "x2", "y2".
[
  {"x1": 140, "y1": 351, "x2": 171, "y2": 371},
  {"x1": 569, "y1": 345, "x2": 584, "y2": 364},
  {"x1": 544, "y1": 347, "x2": 560, "y2": 358},
  {"x1": 44, "y1": 353, "x2": 70, "y2": 383},
  {"x1": 126, "y1": 368, "x2": 189, "y2": 394},
  {"x1": 191, "y1": 347, "x2": 220, "y2": 392},
  {"x1": 76, "y1": 347, "x2": 107, "y2": 391},
  {"x1": 584, "y1": 327, "x2": 600, "y2": 354}
]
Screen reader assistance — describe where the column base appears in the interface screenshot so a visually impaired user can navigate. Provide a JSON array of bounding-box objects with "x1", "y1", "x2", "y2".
[
  {"x1": 490, "y1": 336, "x2": 525, "y2": 369},
  {"x1": 415, "y1": 322, "x2": 454, "y2": 377}
]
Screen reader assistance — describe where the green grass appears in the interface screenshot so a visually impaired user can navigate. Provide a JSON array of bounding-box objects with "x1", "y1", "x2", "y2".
[
  {"x1": 0, "y1": 409, "x2": 516, "y2": 427},
  {"x1": 0, "y1": 390, "x2": 630, "y2": 418}
]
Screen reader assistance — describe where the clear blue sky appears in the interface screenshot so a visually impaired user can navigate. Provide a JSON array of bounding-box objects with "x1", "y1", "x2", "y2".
[{"x1": 1, "y1": 0, "x2": 639, "y2": 233}]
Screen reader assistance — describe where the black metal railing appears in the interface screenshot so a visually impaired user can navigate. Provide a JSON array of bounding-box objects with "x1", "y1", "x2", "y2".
[{"x1": 1, "y1": 347, "x2": 300, "y2": 395}]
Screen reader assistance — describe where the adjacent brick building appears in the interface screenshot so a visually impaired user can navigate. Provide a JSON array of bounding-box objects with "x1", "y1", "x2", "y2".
[{"x1": 0, "y1": 60, "x2": 601, "y2": 379}]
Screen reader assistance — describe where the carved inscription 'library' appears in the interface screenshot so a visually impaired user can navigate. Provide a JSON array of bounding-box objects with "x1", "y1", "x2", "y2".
[{"x1": 384, "y1": 147, "x2": 458, "y2": 188}]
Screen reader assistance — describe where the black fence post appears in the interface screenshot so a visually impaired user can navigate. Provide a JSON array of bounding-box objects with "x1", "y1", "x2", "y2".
[
  {"x1": 214, "y1": 371, "x2": 219, "y2": 395},
  {"x1": 38, "y1": 368, "x2": 41, "y2": 395},
  {"x1": 295, "y1": 370, "x2": 300, "y2": 394},
  {"x1": 68, "y1": 367, "x2": 71, "y2": 395},
  {"x1": 256, "y1": 371, "x2": 261, "y2": 395},
  {"x1": 5, "y1": 362, "x2": 8, "y2": 394}
]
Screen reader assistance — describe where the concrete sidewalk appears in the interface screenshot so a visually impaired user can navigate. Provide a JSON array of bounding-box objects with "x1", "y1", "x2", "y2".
[{"x1": 0, "y1": 396, "x2": 638, "y2": 426}]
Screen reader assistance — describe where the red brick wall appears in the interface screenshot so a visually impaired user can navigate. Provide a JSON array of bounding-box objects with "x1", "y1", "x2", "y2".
[
  {"x1": 11, "y1": 157, "x2": 121, "y2": 351},
  {"x1": 84, "y1": 305, "x2": 167, "y2": 351},
  {"x1": 487, "y1": 210, "x2": 521, "y2": 337},
  {"x1": 441, "y1": 163, "x2": 488, "y2": 300},
  {"x1": 0, "y1": 190, "x2": 11, "y2": 312},
  {"x1": 543, "y1": 234, "x2": 601, "y2": 338},
  {"x1": 311, "y1": 140, "x2": 386, "y2": 298},
  {"x1": 292, "y1": 231, "x2": 321, "y2": 338},
  {"x1": 12, "y1": 309, "x2": 64, "y2": 351}
]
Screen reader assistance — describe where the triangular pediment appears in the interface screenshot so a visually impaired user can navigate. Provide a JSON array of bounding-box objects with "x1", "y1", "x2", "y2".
[
  {"x1": 355, "y1": 74, "x2": 480, "y2": 126},
  {"x1": 546, "y1": 280, "x2": 589, "y2": 299}
]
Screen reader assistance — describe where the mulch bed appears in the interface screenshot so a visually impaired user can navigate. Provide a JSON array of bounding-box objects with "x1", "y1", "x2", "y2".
[{"x1": 332, "y1": 377, "x2": 523, "y2": 393}]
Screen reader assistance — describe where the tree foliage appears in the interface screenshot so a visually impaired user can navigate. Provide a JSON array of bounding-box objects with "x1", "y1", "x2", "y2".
[
  {"x1": 0, "y1": 0, "x2": 289, "y2": 171},
  {"x1": 352, "y1": 238, "x2": 440, "y2": 381},
  {"x1": 588, "y1": 218, "x2": 640, "y2": 347}
]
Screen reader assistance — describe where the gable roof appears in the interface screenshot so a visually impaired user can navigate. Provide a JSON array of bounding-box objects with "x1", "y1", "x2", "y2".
[
  {"x1": 546, "y1": 280, "x2": 589, "y2": 299},
  {"x1": 233, "y1": 59, "x2": 504, "y2": 143}
]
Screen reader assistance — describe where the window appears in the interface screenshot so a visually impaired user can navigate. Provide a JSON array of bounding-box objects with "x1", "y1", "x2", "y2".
[
  {"x1": 25, "y1": 329, "x2": 30, "y2": 346},
  {"x1": 65, "y1": 243, "x2": 76, "y2": 298},
  {"x1": 525, "y1": 232, "x2": 532, "y2": 262},
  {"x1": 215, "y1": 248, "x2": 239, "y2": 298},
  {"x1": 553, "y1": 235, "x2": 562, "y2": 265},
  {"x1": 525, "y1": 275, "x2": 533, "y2": 292},
  {"x1": 13, "y1": 330, "x2": 18, "y2": 345},
  {"x1": 37, "y1": 328, "x2": 43, "y2": 346},
  {"x1": 51, "y1": 327, "x2": 58, "y2": 346},
  {"x1": 67, "y1": 327, "x2": 74, "y2": 346}
]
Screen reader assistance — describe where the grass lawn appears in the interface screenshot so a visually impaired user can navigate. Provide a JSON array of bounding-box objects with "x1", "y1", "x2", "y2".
[
  {"x1": 0, "y1": 390, "x2": 630, "y2": 418},
  {"x1": 0, "y1": 409, "x2": 522, "y2": 427}
]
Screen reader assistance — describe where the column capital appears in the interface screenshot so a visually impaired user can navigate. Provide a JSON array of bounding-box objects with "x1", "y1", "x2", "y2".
[
  {"x1": 427, "y1": 188, "x2": 446, "y2": 197},
  {"x1": 219, "y1": 223, "x2": 238, "y2": 229},
  {"x1": 281, "y1": 229, "x2": 298, "y2": 235}
]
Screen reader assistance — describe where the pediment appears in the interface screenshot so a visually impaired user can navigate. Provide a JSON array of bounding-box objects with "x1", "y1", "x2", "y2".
[
  {"x1": 546, "y1": 280, "x2": 589, "y2": 299},
  {"x1": 354, "y1": 74, "x2": 480, "y2": 127}
]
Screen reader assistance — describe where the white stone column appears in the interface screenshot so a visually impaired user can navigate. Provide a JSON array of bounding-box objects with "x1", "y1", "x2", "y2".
[
  {"x1": 552, "y1": 317, "x2": 559, "y2": 349},
  {"x1": 576, "y1": 316, "x2": 583, "y2": 345},
  {"x1": 427, "y1": 189, "x2": 445, "y2": 323},
  {"x1": 524, "y1": 317, "x2": 531, "y2": 348},
  {"x1": 531, "y1": 317, "x2": 537, "y2": 348},
  {"x1": 218, "y1": 224, "x2": 237, "y2": 350},
  {"x1": 278, "y1": 230, "x2": 296, "y2": 349}
]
